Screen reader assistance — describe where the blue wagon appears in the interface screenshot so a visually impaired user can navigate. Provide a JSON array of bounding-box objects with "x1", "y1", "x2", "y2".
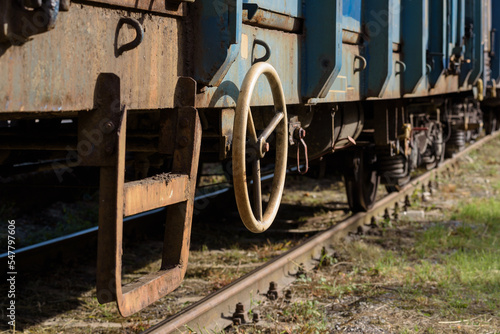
[{"x1": 1, "y1": 0, "x2": 498, "y2": 315}]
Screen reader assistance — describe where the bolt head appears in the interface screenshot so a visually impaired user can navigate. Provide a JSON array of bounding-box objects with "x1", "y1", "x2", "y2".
[
  {"x1": 102, "y1": 121, "x2": 115, "y2": 134},
  {"x1": 235, "y1": 302, "x2": 244, "y2": 312},
  {"x1": 178, "y1": 136, "x2": 189, "y2": 148}
]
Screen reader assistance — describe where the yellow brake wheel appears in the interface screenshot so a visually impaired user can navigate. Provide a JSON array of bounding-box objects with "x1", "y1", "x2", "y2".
[{"x1": 232, "y1": 62, "x2": 288, "y2": 233}]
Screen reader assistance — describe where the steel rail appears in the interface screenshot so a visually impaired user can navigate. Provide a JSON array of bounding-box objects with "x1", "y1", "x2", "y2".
[
  {"x1": 0, "y1": 166, "x2": 300, "y2": 266},
  {"x1": 0, "y1": 186, "x2": 229, "y2": 265},
  {"x1": 144, "y1": 131, "x2": 500, "y2": 334}
]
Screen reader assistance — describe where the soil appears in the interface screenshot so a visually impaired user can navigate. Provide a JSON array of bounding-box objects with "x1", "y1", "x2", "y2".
[{"x1": 1, "y1": 137, "x2": 499, "y2": 333}]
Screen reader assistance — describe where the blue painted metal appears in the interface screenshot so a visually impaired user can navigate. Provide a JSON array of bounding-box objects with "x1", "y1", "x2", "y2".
[
  {"x1": 193, "y1": 0, "x2": 242, "y2": 87},
  {"x1": 342, "y1": 0, "x2": 362, "y2": 32},
  {"x1": 460, "y1": 0, "x2": 478, "y2": 86},
  {"x1": 446, "y1": 0, "x2": 458, "y2": 70},
  {"x1": 301, "y1": 0, "x2": 343, "y2": 100},
  {"x1": 428, "y1": 0, "x2": 447, "y2": 87},
  {"x1": 242, "y1": 0, "x2": 301, "y2": 18},
  {"x1": 449, "y1": 0, "x2": 466, "y2": 73},
  {"x1": 456, "y1": 0, "x2": 466, "y2": 49},
  {"x1": 391, "y1": 0, "x2": 401, "y2": 43},
  {"x1": 401, "y1": 0, "x2": 427, "y2": 95},
  {"x1": 363, "y1": 0, "x2": 394, "y2": 98},
  {"x1": 467, "y1": 0, "x2": 484, "y2": 86},
  {"x1": 448, "y1": 0, "x2": 458, "y2": 54},
  {"x1": 491, "y1": 0, "x2": 500, "y2": 82}
]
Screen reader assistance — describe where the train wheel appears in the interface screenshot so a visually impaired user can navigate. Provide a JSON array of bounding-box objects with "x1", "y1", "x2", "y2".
[
  {"x1": 343, "y1": 148, "x2": 379, "y2": 212},
  {"x1": 232, "y1": 62, "x2": 288, "y2": 233},
  {"x1": 385, "y1": 185, "x2": 399, "y2": 193},
  {"x1": 445, "y1": 129, "x2": 466, "y2": 157},
  {"x1": 485, "y1": 109, "x2": 498, "y2": 135}
]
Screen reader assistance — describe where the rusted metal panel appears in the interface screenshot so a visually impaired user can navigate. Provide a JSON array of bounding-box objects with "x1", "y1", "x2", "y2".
[
  {"x1": 0, "y1": 4, "x2": 181, "y2": 113},
  {"x1": 123, "y1": 174, "x2": 189, "y2": 217},
  {"x1": 81, "y1": 0, "x2": 188, "y2": 15},
  {"x1": 342, "y1": 30, "x2": 362, "y2": 45},
  {"x1": 242, "y1": 7, "x2": 303, "y2": 33},
  {"x1": 243, "y1": 0, "x2": 302, "y2": 18}
]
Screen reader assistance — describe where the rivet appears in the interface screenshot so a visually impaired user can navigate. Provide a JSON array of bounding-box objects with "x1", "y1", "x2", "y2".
[
  {"x1": 105, "y1": 145, "x2": 114, "y2": 154},
  {"x1": 178, "y1": 136, "x2": 189, "y2": 148},
  {"x1": 103, "y1": 121, "x2": 115, "y2": 134}
]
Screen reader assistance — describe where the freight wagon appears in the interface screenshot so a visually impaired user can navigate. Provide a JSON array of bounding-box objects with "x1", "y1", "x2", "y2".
[{"x1": 1, "y1": 0, "x2": 499, "y2": 315}]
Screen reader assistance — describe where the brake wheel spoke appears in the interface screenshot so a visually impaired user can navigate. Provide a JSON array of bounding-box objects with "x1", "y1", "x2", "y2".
[
  {"x1": 252, "y1": 159, "x2": 263, "y2": 221},
  {"x1": 247, "y1": 107, "x2": 258, "y2": 144},
  {"x1": 258, "y1": 112, "x2": 284, "y2": 142}
]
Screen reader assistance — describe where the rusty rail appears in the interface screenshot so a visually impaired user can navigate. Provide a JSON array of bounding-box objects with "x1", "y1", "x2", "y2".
[{"x1": 143, "y1": 131, "x2": 500, "y2": 334}]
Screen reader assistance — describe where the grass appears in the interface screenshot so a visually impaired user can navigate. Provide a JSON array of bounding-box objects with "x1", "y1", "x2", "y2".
[
  {"x1": 226, "y1": 195, "x2": 500, "y2": 333},
  {"x1": 372, "y1": 198, "x2": 500, "y2": 321}
]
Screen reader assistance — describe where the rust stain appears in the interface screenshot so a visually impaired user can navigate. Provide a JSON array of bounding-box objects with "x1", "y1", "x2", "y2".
[{"x1": 0, "y1": 4, "x2": 181, "y2": 113}]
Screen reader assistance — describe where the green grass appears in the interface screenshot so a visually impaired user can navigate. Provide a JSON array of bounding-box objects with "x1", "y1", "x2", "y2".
[
  {"x1": 224, "y1": 192, "x2": 500, "y2": 333},
  {"x1": 378, "y1": 198, "x2": 500, "y2": 320}
]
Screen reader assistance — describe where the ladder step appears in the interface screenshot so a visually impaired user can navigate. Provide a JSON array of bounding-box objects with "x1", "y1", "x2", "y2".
[{"x1": 123, "y1": 173, "x2": 189, "y2": 217}]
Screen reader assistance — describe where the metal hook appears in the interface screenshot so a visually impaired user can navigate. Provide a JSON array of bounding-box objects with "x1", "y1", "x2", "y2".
[
  {"x1": 115, "y1": 17, "x2": 144, "y2": 57},
  {"x1": 253, "y1": 39, "x2": 271, "y2": 64},
  {"x1": 426, "y1": 64, "x2": 432, "y2": 75},
  {"x1": 294, "y1": 128, "x2": 309, "y2": 175},
  {"x1": 395, "y1": 60, "x2": 406, "y2": 75},
  {"x1": 354, "y1": 55, "x2": 367, "y2": 73}
]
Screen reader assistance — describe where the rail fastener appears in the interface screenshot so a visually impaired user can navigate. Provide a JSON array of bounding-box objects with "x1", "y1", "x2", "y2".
[{"x1": 143, "y1": 130, "x2": 500, "y2": 334}]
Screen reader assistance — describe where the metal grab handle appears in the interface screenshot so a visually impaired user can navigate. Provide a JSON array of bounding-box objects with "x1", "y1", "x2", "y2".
[
  {"x1": 253, "y1": 39, "x2": 272, "y2": 63},
  {"x1": 426, "y1": 64, "x2": 432, "y2": 75},
  {"x1": 354, "y1": 55, "x2": 367, "y2": 73},
  {"x1": 395, "y1": 60, "x2": 406, "y2": 75},
  {"x1": 116, "y1": 17, "x2": 144, "y2": 56}
]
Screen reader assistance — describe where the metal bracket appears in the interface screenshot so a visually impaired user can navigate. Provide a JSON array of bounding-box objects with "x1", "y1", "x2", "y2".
[
  {"x1": 115, "y1": 17, "x2": 144, "y2": 57},
  {"x1": 0, "y1": 0, "x2": 63, "y2": 45},
  {"x1": 80, "y1": 74, "x2": 201, "y2": 316},
  {"x1": 293, "y1": 127, "x2": 308, "y2": 175}
]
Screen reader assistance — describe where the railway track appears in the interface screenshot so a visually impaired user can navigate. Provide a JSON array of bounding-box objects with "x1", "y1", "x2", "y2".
[
  {"x1": 0, "y1": 187, "x2": 231, "y2": 270},
  {"x1": 143, "y1": 131, "x2": 500, "y2": 334},
  {"x1": 0, "y1": 167, "x2": 296, "y2": 271}
]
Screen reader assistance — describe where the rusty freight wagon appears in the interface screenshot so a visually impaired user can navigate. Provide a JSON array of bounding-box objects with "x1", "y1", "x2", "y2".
[{"x1": 1, "y1": 0, "x2": 500, "y2": 316}]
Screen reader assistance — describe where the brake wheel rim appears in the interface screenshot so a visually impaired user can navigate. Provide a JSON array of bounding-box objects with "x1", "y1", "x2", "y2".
[{"x1": 232, "y1": 62, "x2": 288, "y2": 233}]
